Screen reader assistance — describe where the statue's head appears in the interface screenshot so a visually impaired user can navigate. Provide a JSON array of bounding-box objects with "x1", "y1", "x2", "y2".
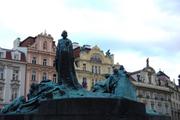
[
  {"x1": 119, "y1": 65, "x2": 124, "y2": 71},
  {"x1": 113, "y1": 68, "x2": 118, "y2": 74},
  {"x1": 61, "y1": 30, "x2": 68, "y2": 39}
]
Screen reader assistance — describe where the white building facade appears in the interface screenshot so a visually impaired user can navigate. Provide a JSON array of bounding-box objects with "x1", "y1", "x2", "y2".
[
  {"x1": 129, "y1": 59, "x2": 172, "y2": 117},
  {"x1": 0, "y1": 47, "x2": 26, "y2": 108}
]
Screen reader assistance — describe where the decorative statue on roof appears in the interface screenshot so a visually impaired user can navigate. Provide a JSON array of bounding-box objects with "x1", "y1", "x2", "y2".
[
  {"x1": 55, "y1": 30, "x2": 81, "y2": 89},
  {"x1": 146, "y1": 57, "x2": 149, "y2": 67},
  {"x1": 106, "y1": 49, "x2": 110, "y2": 56}
]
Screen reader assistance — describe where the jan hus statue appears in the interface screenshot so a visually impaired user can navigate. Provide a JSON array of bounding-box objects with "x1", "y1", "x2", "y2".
[{"x1": 55, "y1": 30, "x2": 81, "y2": 89}]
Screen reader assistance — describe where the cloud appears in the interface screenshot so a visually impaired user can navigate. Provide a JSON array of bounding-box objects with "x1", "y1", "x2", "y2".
[
  {"x1": 64, "y1": 0, "x2": 112, "y2": 11},
  {"x1": 114, "y1": 50, "x2": 180, "y2": 84},
  {"x1": 0, "y1": 0, "x2": 180, "y2": 44},
  {"x1": 0, "y1": 0, "x2": 180, "y2": 82}
]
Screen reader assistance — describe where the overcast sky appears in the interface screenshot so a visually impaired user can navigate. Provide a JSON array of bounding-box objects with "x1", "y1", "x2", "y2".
[{"x1": 0, "y1": 0, "x2": 180, "y2": 84}]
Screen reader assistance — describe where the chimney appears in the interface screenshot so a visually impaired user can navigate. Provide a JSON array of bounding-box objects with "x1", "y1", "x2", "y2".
[{"x1": 13, "y1": 38, "x2": 20, "y2": 49}]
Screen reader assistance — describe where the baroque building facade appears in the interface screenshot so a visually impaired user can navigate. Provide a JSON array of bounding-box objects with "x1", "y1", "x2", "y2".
[
  {"x1": 0, "y1": 47, "x2": 26, "y2": 108},
  {"x1": 169, "y1": 83, "x2": 180, "y2": 120},
  {"x1": 129, "y1": 59, "x2": 172, "y2": 117},
  {"x1": 73, "y1": 43, "x2": 114, "y2": 90},
  {"x1": 13, "y1": 33, "x2": 114, "y2": 94},
  {"x1": 15, "y1": 32, "x2": 57, "y2": 95},
  {"x1": 159, "y1": 74, "x2": 180, "y2": 120}
]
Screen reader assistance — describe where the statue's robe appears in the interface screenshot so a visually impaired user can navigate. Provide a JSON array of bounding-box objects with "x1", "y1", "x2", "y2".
[{"x1": 56, "y1": 38, "x2": 81, "y2": 89}]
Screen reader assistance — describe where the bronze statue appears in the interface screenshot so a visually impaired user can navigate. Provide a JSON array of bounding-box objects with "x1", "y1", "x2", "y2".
[
  {"x1": 55, "y1": 30, "x2": 81, "y2": 89},
  {"x1": 1, "y1": 31, "x2": 137, "y2": 114}
]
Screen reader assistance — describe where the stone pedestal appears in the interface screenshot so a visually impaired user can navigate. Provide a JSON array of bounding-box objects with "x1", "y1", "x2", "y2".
[
  {"x1": 38, "y1": 98, "x2": 147, "y2": 120},
  {"x1": 0, "y1": 98, "x2": 169, "y2": 120}
]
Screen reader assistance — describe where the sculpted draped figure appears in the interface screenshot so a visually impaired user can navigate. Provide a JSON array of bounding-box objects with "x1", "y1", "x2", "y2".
[{"x1": 55, "y1": 30, "x2": 81, "y2": 89}]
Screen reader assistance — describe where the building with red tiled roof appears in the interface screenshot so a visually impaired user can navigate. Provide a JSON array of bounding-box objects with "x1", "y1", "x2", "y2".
[
  {"x1": 0, "y1": 47, "x2": 26, "y2": 108},
  {"x1": 19, "y1": 37, "x2": 36, "y2": 47},
  {"x1": 15, "y1": 32, "x2": 56, "y2": 96}
]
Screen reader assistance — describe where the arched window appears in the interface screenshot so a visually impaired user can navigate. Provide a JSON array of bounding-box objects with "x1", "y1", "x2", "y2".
[
  {"x1": 90, "y1": 54, "x2": 102, "y2": 63},
  {"x1": 43, "y1": 41, "x2": 47, "y2": 50}
]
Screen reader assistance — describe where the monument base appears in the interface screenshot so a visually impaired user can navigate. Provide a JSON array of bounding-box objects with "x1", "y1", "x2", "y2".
[{"x1": 0, "y1": 98, "x2": 170, "y2": 120}]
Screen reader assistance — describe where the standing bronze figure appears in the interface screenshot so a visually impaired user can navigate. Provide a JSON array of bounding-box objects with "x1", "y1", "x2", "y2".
[{"x1": 55, "y1": 30, "x2": 81, "y2": 89}]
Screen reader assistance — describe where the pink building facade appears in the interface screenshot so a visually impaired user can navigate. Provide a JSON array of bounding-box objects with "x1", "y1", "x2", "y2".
[{"x1": 18, "y1": 32, "x2": 56, "y2": 95}]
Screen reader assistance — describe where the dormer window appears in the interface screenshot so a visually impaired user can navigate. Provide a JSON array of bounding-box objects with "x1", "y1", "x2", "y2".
[
  {"x1": 14, "y1": 53, "x2": 20, "y2": 60},
  {"x1": 0, "y1": 52, "x2": 4, "y2": 58},
  {"x1": 137, "y1": 74, "x2": 141, "y2": 82}
]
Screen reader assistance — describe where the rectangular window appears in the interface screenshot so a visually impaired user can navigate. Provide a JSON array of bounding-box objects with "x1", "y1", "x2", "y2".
[
  {"x1": 0, "y1": 87, "x2": 3, "y2": 101},
  {"x1": 43, "y1": 41, "x2": 47, "y2": 50},
  {"x1": 12, "y1": 70, "x2": 19, "y2": 80},
  {"x1": 95, "y1": 66, "x2": 97, "y2": 74},
  {"x1": 32, "y1": 57, "x2": 36, "y2": 64},
  {"x1": 92, "y1": 65, "x2": 94, "y2": 73},
  {"x1": 32, "y1": 70, "x2": 36, "y2": 81},
  {"x1": 0, "y1": 52, "x2": 4, "y2": 58},
  {"x1": 43, "y1": 59, "x2": 47, "y2": 66},
  {"x1": 53, "y1": 60, "x2": 56, "y2": 67},
  {"x1": 108, "y1": 67, "x2": 111, "y2": 73},
  {"x1": 42, "y1": 72, "x2": 47, "y2": 80},
  {"x1": 83, "y1": 64, "x2": 86, "y2": 71},
  {"x1": 82, "y1": 77, "x2": 87, "y2": 89},
  {"x1": 98, "y1": 66, "x2": 101, "y2": 74},
  {"x1": 92, "y1": 79, "x2": 95, "y2": 87},
  {"x1": 151, "y1": 101, "x2": 155, "y2": 110},
  {"x1": 11, "y1": 88, "x2": 18, "y2": 101},
  {"x1": 0, "y1": 68, "x2": 4, "y2": 79},
  {"x1": 53, "y1": 74, "x2": 56, "y2": 83}
]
